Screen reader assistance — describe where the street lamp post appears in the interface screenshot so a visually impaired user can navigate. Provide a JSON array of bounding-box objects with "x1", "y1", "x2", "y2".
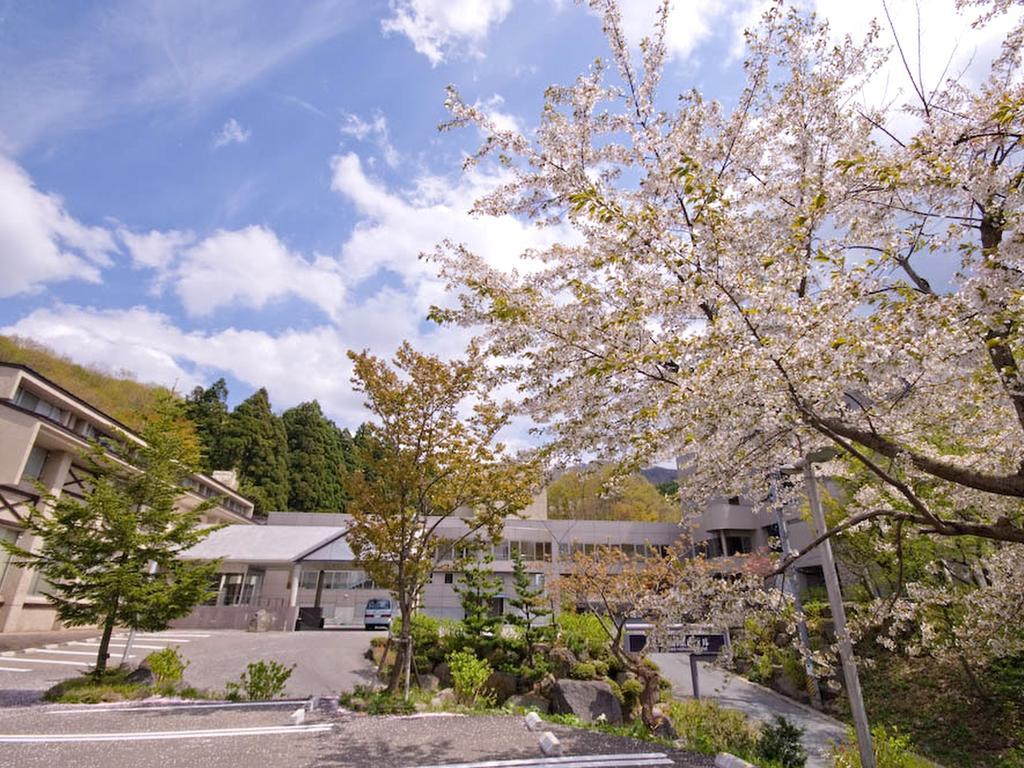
[{"x1": 801, "y1": 459, "x2": 876, "y2": 768}]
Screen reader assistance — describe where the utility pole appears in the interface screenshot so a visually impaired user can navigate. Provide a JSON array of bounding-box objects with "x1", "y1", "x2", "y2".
[
  {"x1": 769, "y1": 472, "x2": 823, "y2": 710},
  {"x1": 802, "y1": 460, "x2": 875, "y2": 768}
]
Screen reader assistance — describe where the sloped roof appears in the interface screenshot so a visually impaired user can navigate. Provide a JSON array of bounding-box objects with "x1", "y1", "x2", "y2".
[{"x1": 182, "y1": 525, "x2": 349, "y2": 565}]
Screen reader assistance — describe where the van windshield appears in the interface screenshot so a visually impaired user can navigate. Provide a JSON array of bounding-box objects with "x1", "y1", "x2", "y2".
[{"x1": 366, "y1": 599, "x2": 391, "y2": 610}]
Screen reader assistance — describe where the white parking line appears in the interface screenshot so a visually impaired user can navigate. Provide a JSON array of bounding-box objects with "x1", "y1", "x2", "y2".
[
  {"x1": 0, "y1": 723, "x2": 334, "y2": 743},
  {"x1": 112, "y1": 636, "x2": 193, "y2": 642},
  {"x1": 0, "y1": 657, "x2": 89, "y2": 666},
  {"x1": 48, "y1": 700, "x2": 310, "y2": 714},
  {"x1": 0, "y1": 667, "x2": 31, "y2": 673},
  {"x1": 410, "y1": 756, "x2": 674, "y2": 768},
  {"x1": 27, "y1": 649, "x2": 135, "y2": 658},
  {"x1": 70, "y1": 642, "x2": 167, "y2": 650}
]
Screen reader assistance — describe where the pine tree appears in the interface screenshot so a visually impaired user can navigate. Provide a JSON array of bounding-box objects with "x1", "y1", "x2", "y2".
[
  {"x1": 220, "y1": 388, "x2": 290, "y2": 514},
  {"x1": 508, "y1": 548, "x2": 551, "y2": 652},
  {"x1": 454, "y1": 550, "x2": 503, "y2": 640},
  {"x1": 183, "y1": 378, "x2": 231, "y2": 471},
  {"x1": 282, "y1": 401, "x2": 352, "y2": 513},
  {"x1": 0, "y1": 396, "x2": 221, "y2": 675}
]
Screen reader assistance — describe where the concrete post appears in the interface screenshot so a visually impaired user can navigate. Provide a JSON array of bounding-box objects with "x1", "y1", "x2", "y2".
[
  {"x1": 288, "y1": 564, "x2": 301, "y2": 608},
  {"x1": 803, "y1": 462, "x2": 875, "y2": 768}
]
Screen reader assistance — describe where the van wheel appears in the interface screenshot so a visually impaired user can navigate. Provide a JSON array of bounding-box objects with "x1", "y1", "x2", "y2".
[{"x1": 365, "y1": 624, "x2": 374, "y2": 631}]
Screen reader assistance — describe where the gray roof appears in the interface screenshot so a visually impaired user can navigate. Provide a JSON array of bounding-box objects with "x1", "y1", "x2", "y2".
[{"x1": 182, "y1": 525, "x2": 349, "y2": 565}]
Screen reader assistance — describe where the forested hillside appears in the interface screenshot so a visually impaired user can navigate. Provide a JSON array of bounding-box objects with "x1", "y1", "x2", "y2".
[
  {"x1": 0, "y1": 335, "x2": 170, "y2": 430},
  {"x1": 0, "y1": 336, "x2": 361, "y2": 516}
]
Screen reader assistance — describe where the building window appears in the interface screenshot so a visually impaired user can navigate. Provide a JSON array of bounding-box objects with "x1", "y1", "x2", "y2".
[
  {"x1": 444, "y1": 572, "x2": 454, "y2": 584},
  {"x1": 724, "y1": 533, "x2": 753, "y2": 555},
  {"x1": 0, "y1": 527, "x2": 19, "y2": 588},
  {"x1": 14, "y1": 388, "x2": 69, "y2": 426},
  {"x1": 21, "y1": 446, "x2": 49, "y2": 482},
  {"x1": 727, "y1": 496, "x2": 741, "y2": 505},
  {"x1": 493, "y1": 541, "x2": 510, "y2": 561},
  {"x1": 532, "y1": 573, "x2": 545, "y2": 588}
]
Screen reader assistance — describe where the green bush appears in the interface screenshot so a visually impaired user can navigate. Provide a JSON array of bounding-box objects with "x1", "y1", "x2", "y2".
[
  {"x1": 558, "y1": 613, "x2": 608, "y2": 657},
  {"x1": 621, "y1": 678, "x2": 644, "y2": 715},
  {"x1": 831, "y1": 726, "x2": 933, "y2": 768},
  {"x1": 665, "y1": 699, "x2": 759, "y2": 760},
  {"x1": 147, "y1": 646, "x2": 188, "y2": 686},
  {"x1": 757, "y1": 715, "x2": 806, "y2": 768},
  {"x1": 447, "y1": 650, "x2": 493, "y2": 707},
  {"x1": 593, "y1": 659, "x2": 609, "y2": 677},
  {"x1": 571, "y1": 662, "x2": 597, "y2": 680},
  {"x1": 225, "y1": 660, "x2": 295, "y2": 701},
  {"x1": 339, "y1": 684, "x2": 416, "y2": 715}
]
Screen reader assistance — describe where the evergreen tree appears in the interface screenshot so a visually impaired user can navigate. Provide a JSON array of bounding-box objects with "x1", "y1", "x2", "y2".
[
  {"x1": 454, "y1": 550, "x2": 503, "y2": 640},
  {"x1": 508, "y1": 549, "x2": 551, "y2": 652},
  {"x1": 0, "y1": 396, "x2": 221, "y2": 675},
  {"x1": 183, "y1": 378, "x2": 231, "y2": 471},
  {"x1": 282, "y1": 401, "x2": 352, "y2": 513},
  {"x1": 220, "y1": 388, "x2": 290, "y2": 514}
]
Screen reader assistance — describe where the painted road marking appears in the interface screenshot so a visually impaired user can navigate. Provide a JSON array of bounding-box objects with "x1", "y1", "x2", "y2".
[
  {"x1": 112, "y1": 636, "x2": 193, "y2": 642},
  {"x1": 27, "y1": 649, "x2": 135, "y2": 658},
  {"x1": 0, "y1": 655, "x2": 90, "y2": 667},
  {"x1": 48, "y1": 700, "x2": 312, "y2": 714},
  {"x1": 410, "y1": 755, "x2": 674, "y2": 768},
  {"x1": 70, "y1": 642, "x2": 167, "y2": 650},
  {"x1": 0, "y1": 723, "x2": 334, "y2": 743},
  {"x1": 0, "y1": 667, "x2": 31, "y2": 673}
]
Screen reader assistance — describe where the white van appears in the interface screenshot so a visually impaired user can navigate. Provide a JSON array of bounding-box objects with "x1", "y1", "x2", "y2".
[{"x1": 363, "y1": 598, "x2": 394, "y2": 630}]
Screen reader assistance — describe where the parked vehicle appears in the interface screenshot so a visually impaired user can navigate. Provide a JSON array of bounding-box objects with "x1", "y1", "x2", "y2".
[{"x1": 364, "y1": 598, "x2": 394, "y2": 630}]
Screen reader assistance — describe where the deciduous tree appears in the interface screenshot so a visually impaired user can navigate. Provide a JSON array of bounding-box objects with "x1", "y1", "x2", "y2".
[{"x1": 345, "y1": 342, "x2": 538, "y2": 696}]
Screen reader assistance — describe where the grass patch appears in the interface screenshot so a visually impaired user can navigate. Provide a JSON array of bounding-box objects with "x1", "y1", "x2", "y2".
[{"x1": 44, "y1": 669, "x2": 149, "y2": 704}]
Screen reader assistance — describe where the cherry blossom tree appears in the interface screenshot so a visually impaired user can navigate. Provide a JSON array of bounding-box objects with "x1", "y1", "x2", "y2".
[{"x1": 431, "y1": 0, "x2": 1024, "y2": 551}]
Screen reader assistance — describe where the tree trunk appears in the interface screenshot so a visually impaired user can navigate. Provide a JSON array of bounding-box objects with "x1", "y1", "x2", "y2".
[
  {"x1": 387, "y1": 599, "x2": 414, "y2": 696},
  {"x1": 93, "y1": 611, "x2": 118, "y2": 677}
]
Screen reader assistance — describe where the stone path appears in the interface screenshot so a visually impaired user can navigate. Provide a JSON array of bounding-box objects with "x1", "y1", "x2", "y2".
[{"x1": 650, "y1": 652, "x2": 848, "y2": 768}]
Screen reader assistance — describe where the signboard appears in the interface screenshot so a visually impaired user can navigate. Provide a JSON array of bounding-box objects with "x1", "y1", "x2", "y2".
[{"x1": 624, "y1": 622, "x2": 728, "y2": 655}]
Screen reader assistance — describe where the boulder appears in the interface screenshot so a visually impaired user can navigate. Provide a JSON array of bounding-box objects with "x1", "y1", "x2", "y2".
[
  {"x1": 614, "y1": 671, "x2": 637, "y2": 687},
  {"x1": 417, "y1": 673, "x2": 440, "y2": 692},
  {"x1": 247, "y1": 608, "x2": 272, "y2": 632},
  {"x1": 484, "y1": 670, "x2": 517, "y2": 704},
  {"x1": 433, "y1": 661, "x2": 452, "y2": 688},
  {"x1": 549, "y1": 679, "x2": 623, "y2": 725},
  {"x1": 507, "y1": 693, "x2": 550, "y2": 713},
  {"x1": 548, "y1": 646, "x2": 578, "y2": 675},
  {"x1": 125, "y1": 663, "x2": 154, "y2": 686},
  {"x1": 430, "y1": 688, "x2": 456, "y2": 708}
]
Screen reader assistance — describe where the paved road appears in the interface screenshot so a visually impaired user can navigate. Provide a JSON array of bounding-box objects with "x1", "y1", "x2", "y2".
[
  {"x1": 0, "y1": 628, "x2": 384, "y2": 705},
  {"x1": 651, "y1": 653, "x2": 848, "y2": 768},
  {"x1": 0, "y1": 705, "x2": 716, "y2": 768}
]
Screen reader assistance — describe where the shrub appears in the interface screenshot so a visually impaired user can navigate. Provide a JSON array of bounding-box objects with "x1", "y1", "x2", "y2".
[
  {"x1": 571, "y1": 662, "x2": 597, "y2": 680},
  {"x1": 757, "y1": 715, "x2": 807, "y2": 768},
  {"x1": 147, "y1": 646, "x2": 188, "y2": 686},
  {"x1": 447, "y1": 650, "x2": 493, "y2": 707},
  {"x1": 621, "y1": 678, "x2": 644, "y2": 715},
  {"x1": 558, "y1": 613, "x2": 608, "y2": 657},
  {"x1": 831, "y1": 726, "x2": 933, "y2": 768},
  {"x1": 665, "y1": 699, "x2": 759, "y2": 760},
  {"x1": 592, "y1": 659, "x2": 609, "y2": 677},
  {"x1": 225, "y1": 660, "x2": 295, "y2": 701}
]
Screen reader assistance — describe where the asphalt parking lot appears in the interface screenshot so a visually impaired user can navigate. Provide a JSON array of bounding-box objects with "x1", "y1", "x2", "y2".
[
  {"x1": 0, "y1": 706, "x2": 716, "y2": 768},
  {"x1": 0, "y1": 628, "x2": 384, "y2": 704}
]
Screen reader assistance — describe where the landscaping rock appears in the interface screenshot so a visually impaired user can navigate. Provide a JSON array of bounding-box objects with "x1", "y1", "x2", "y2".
[
  {"x1": 125, "y1": 663, "x2": 154, "y2": 686},
  {"x1": 507, "y1": 693, "x2": 550, "y2": 713},
  {"x1": 536, "y1": 673, "x2": 557, "y2": 695},
  {"x1": 431, "y1": 688, "x2": 456, "y2": 708},
  {"x1": 484, "y1": 670, "x2": 517, "y2": 704},
  {"x1": 417, "y1": 673, "x2": 440, "y2": 692},
  {"x1": 549, "y1": 679, "x2": 623, "y2": 724},
  {"x1": 549, "y1": 646, "x2": 578, "y2": 675},
  {"x1": 615, "y1": 671, "x2": 637, "y2": 687},
  {"x1": 433, "y1": 661, "x2": 452, "y2": 688}
]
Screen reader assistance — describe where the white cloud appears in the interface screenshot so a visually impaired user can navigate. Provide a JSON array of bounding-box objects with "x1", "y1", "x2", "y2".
[
  {"x1": 0, "y1": 0, "x2": 355, "y2": 150},
  {"x1": 340, "y1": 111, "x2": 400, "y2": 168},
  {"x1": 330, "y1": 152, "x2": 575, "y2": 286},
  {"x1": 119, "y1": 228, "x2": 194, "y2": 271},
  {"x1": 174, "y1": 226, "x2": 347, "y2": 320},
  {"x1": 0, "y1": 156, "x2": 117, "y2": 298},
  {"x1": 381, "y1": 0, "x2": 513, "y2": 65},
  {"x1": 212, "y1": 118, "x2": 251, "y2": 149}
]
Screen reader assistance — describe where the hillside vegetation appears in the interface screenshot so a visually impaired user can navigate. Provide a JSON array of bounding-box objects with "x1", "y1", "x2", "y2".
[{"x1": 0, "y1": 335, "x2": 171, "y2": 431}]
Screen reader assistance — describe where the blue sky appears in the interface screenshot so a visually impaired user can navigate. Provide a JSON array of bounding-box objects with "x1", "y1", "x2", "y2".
[{"x1": 0, "y1": 0, "x2": 1005, "y2": 436}]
